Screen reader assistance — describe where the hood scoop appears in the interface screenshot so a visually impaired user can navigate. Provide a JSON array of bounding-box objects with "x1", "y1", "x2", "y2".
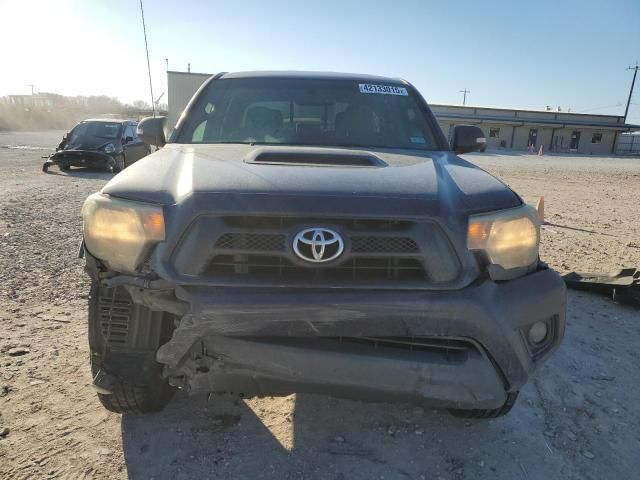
[{"x1": 244, "y1": 148, "x2": 386, "y2": 168}]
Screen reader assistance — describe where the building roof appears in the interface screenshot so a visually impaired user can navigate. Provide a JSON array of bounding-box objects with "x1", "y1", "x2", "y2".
[
  {"x1": 430, "y1": 104, "x2": 639, "y2": 131},
  {"x1": 430, "y1": 103, "x2": 622, "y2": 119},
  {"x1": 167, "y1": 70, "x2": 212, "y2": 78}
]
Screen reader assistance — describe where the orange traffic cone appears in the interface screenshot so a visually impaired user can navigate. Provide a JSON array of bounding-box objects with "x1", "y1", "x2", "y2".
[
  {"x1": 536, "y1": 196, "x2": 546, "y2": 224},
  {"x1": 538, "y1": 145, "x2": 543, "y2": 156}
]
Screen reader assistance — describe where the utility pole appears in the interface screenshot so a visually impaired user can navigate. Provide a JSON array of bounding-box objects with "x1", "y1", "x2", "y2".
[
  {"x1": 28, "y1": 84, "x2": 34, "y2": 95},
  {"x1": 459, "y1": 88, "x2": 470, "y2": 105},
  {"x1": 188, "y1": 63, "x2": 191, "y2": 73},
  {"x1": 165, "y1": 58, "x2": 169, "y2": 71},
  {"x1": 624, "y1": 63, "x2": 638, "y2": 123}
]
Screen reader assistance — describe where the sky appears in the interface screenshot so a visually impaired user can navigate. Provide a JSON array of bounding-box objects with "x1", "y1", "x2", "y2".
[{"x1": 1, "y1": 0, "x2": 639, "y2": 123}]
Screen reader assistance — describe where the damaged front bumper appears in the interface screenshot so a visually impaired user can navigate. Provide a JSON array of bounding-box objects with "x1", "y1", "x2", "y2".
[
  {"x1": 43, "y1": 150, "x2": 116, "y2": 171},
  {"x1": 110, "y1": 265, "x2": 566, "y2": 410},
  {"x1": 167, "y1": 335, "x2": 508, "y2": 409}
]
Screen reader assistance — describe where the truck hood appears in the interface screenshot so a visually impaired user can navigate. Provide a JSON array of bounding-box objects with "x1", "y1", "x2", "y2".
[{"x1": 101, "y1": 144, "x2": 521, "y2": 215}]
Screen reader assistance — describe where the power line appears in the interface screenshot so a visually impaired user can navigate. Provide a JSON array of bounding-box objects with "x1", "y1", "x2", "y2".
[{"x1": 139, "y1": 0, "x2": 155, "y2": 116}]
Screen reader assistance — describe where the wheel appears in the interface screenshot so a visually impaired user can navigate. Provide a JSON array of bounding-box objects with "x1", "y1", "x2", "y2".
[
  {"x1": 91, "y1": 361, "x2": 175, "y2": 415},
  {"x1": 42, "y1": 162, "x2": 50, "y2": 173},
  {"x1": 448, "y1": 391, "x2": 519, "y2": 419},
  {"x1": 113, "y1": 155, "x2": 125, "y2": 173},
  {"x1": 88, "y1": 282, "x2": 176, "y2": 414},
  {"x1": 59, "y1": 163, "x2": 70, "y2": 171}
]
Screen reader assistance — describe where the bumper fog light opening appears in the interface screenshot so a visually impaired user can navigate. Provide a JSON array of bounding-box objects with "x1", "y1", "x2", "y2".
[{"x1": 528, "y1": 321, "x2": 548, "y2": 345}]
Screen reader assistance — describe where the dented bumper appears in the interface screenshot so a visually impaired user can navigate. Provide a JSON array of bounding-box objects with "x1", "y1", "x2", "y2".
[
  {"x1": 46, "y1": 150, "x2": 116, "y2": 169},
  {"x1": 151, "y1": 267, "x2": 566, "y2": 408}
]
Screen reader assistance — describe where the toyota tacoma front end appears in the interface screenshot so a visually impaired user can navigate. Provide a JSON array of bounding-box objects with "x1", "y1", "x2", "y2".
[{"x1": 81, "y1": 71, "x2": 566, "y2": 417}]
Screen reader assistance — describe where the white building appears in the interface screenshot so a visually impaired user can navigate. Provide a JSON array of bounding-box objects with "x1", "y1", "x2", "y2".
[{"x1": 167, "y1": 70, "x2": 212, "y2": 134}]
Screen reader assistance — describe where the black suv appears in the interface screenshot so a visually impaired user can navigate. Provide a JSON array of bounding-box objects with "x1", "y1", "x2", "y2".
[
  {"x1": 81, "y1": 72, "x2": 566, "y2": 418},
  {"x1": 43, "y1": 118, "x2": 150, "y2": 173}
]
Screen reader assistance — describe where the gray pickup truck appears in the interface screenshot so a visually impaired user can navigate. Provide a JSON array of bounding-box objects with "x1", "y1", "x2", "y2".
[{"x1": 81, "y1": 71, "x2": 566, "y2": 418}]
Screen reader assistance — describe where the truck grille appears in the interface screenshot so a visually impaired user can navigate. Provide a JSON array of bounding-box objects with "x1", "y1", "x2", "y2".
[
  {"x1": 215, "y1": 233, "x2": 286, "y2": 252},
  {"x1": 172, "y1": 215, "x2": 461, "y2": 288},
  {"x1": 214, "y1": 232, "x2": 419, "y2": 254},
  {"x1": 206, "y1": 254, "x2": 426, "y2": 282},
  {"x1": 351, "y1": 236, "x2": 419, "y2": 253}
]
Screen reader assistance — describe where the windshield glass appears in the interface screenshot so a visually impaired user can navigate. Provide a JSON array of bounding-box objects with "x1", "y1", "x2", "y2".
[
  {"x1": 70, "y1": 121, "x2": 121, "y2": 140},
  {"x1": 176, "y1": 78, "x2": 442, "y2": 150}
]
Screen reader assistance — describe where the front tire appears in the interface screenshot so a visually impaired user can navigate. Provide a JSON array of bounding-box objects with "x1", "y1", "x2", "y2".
[
  {"x1": 92, "y1": 365, "x2": 175, "y2": 415},
  {"x1": 113, "y1": 155, "x2": 125, "y2": 173},
  {"x1": 88, "y1": 282, "x2": 175, "y2": 414},
  {"x1": 448, "y1": 391, "x2": 519, "y2": 419}
]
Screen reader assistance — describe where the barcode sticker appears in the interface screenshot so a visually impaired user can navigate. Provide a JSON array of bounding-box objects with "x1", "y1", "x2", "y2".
[{"x1": 359, "y1": 84, "x2": 408, "y2": 96}]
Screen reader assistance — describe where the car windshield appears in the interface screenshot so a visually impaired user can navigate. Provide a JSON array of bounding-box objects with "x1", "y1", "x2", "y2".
[
  {"x1": 70, "y1": 121, "x2": 121, "y2": 140},
  {"x1": 176, "y1": 78, "x2": 442, "y2": 150}
]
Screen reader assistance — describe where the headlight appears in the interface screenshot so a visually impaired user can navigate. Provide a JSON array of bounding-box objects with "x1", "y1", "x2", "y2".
[
  {"x1": 467, "y1": 204, "x2": 539, "y2": 271},
  {"x1": 103, "y1": 143, "x2": 116, "y2": 154},
  {"x1": 82, "y1": 193, "x2": 165, "y2": 272}
]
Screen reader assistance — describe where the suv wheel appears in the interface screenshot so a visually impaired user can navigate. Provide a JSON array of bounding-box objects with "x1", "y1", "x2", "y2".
[
  {"x1": 448, "y1": 391, "x2": 519, "y2": 419},
  {"x1": 113, "y1": 155, "x2": 125, "y2": 173},
  {"x1": 88, "y1": 282, "x2": 175, "y2": 414}
]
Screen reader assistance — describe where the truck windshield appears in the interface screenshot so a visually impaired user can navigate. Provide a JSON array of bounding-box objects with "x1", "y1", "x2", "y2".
[{"x1": 175, "y1": 78, "x2": 442, "y2": 150}]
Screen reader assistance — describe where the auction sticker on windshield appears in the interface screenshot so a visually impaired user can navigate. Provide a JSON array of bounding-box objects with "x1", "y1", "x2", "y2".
[{"x1": 359, "y1": 84, "x2": 408, "y2": 96}]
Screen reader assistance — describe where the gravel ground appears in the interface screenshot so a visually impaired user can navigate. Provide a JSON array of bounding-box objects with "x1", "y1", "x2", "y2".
[{"x1": 0, "y1": 132, "x2": 639, "y2": 479}]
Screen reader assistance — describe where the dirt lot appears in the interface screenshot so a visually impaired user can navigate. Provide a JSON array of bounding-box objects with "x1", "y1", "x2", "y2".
[{"x1": 1, "y1": 131, "x2": 639, "y2": 480}]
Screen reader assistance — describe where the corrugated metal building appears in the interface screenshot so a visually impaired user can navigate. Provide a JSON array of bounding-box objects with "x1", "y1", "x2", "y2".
[
  {"x1": 616, "y1": 132, "x2": 640, "y2": 155},
  {"x1": 166, "y1": 71, "x2": 639, "y2": 154},
  {"x1": 167, "y1": 70, "x2": 212, "y2": 133}
]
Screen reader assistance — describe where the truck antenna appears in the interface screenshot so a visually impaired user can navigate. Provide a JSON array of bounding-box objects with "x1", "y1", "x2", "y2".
[{"x1": 139, "y1": 0, "x2": 155, "y2": 117}]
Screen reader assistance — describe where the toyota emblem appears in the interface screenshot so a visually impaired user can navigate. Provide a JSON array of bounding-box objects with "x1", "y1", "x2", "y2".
[{"x1": 293, "y1": 228, "x2": 344, "y2": 263}]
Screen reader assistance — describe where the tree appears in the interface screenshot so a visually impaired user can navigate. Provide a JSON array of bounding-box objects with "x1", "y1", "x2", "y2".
[{"x1": 132, "y1": 99, "x2": 151, "y2": 110}]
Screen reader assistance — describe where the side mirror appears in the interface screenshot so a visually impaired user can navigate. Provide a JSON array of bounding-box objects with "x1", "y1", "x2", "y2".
[
  {"x1": 451, "y1": 125, "x2": 487, "y2": 154},
  {"x1": 124, "y1": 136, "x2": 134, "y2": 144},
  {"x1": 137, "y1": 116, "x2": 167, "y2": 147}
]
